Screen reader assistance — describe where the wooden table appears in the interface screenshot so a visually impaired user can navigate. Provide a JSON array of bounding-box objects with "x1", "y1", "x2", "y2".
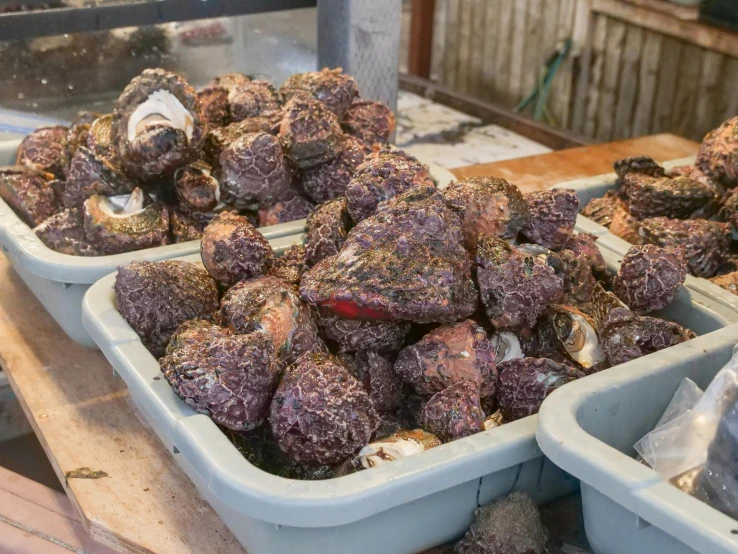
[{"x1": 0, "y1": 134, "x2": 699, "y2": 554}]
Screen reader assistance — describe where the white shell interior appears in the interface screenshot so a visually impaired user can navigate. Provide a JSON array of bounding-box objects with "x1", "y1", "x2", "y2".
[
  {"x1": 568, "y1": 313, "x2": 606, "y2": 368},
  {"x1": 127, "y1": 89, "x2": 194, "y2": 143},
  {"x1": 98, "y1": 189, "x2": 146, "y2": 219},
  {"x1": 358, "y1": 438, "x2": 426, "y2": 469}
]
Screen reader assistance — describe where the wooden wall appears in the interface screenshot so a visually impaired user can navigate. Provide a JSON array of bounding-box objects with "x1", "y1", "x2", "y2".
[{"x1": 429, "y1": 0, "x2": 738, "y2": 142}]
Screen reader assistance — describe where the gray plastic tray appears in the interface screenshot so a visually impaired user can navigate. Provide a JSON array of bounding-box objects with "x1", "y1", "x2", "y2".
[
  {"x1": 0, "y1": 137, "x2": 455, "y2": 347},
  {"x1": 537, "y1": 323, "x2": 738, "y2": 554},
  {"x1": 553, "y1": 156, "x2": 738, "y2": 315},
  {"x1": 81, "y1": 235, "x2": 738, "y2": 554}
]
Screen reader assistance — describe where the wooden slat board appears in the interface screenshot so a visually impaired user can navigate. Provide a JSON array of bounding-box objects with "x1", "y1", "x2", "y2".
[
  {"x1": 451, "y1": 133, "x2": 699, "y2": 191},
  {"x1": 0, "y1": 134, "x2": 699, "y2": 554}
]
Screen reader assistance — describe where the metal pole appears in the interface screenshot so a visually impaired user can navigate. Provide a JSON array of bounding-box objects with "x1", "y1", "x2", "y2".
[{"x1": 317, "y1": 0, "x2": 402, "y2": 115}]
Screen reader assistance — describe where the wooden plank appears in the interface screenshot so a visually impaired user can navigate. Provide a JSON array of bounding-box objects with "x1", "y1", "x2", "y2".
[
  {"x1": 456, "y1": 0, "x2": 473, "y2": 94},
  {"x1": 508, "y1": 0, "x2": 528, "y2": 103},
  {"x1": 719, "y1": 57, "x2": 738, "y2": 126},
  {"x1": 429, "y1": 0, "x2": 447, "y2": 82},
  {"x1": 582, "y1": 14, "x2": 606, "y2": 137},
  {"x1": 452, "y1": 133, "x2": 700, "y2": 190},
  {"x1": 571, "y1": 0, "x2": 595, "y2": 133},
  {"x1": 612, "y1": 24, "x2": 643, "y2": 140},
  {"x1": 650, "y1": 36, "x2": 682, "y2": 133},
  {"x1": 444, "y1": 0, "x2": 460, "y2": 89},
  {"x1": 620, "y1": 0, "x2": 698, "y2": 21},
  {"x1": 408, "y1": 0, "x2": 436, "y2": 79},
  {"x1": 521, "y1": 0, "x2": 545, "y2": 109},
  {"x1": 631, "y1": 30, "x2": 661, "y2": 137},
  {"x1": 0, "y1": 262, "x2": 246, "y2": 554},
  {"x1": 549, "y1": 0, "x2": 575, "y2": 127},
  {"x1": 694, "y1": 50, "x2": 723, "y2": 139},
  {"x1": 0, "y1": 466, "x2": 118, "y2": 554},
  {"x1": 592, "y1": 0, "x2": 738, "y2": 58},
  {"x1": 479, "y1": 0, "x2": 498, "y2": 101},
  {"x1": 468, "y1": 0, "x2": 486, "y2": 96},
  {"x1": 493, "y1": 0, "x2": 515, "y2": 105},
  {"x1": 670, "y1": 44, "x2": 702, "y2": 138},
  {"x1": 595, "y1": 17, "x2": 626, "y2": 142}
]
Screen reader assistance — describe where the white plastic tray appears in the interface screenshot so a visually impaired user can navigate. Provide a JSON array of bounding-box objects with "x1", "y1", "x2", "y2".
[
  {"x1": 0, "y1": 137, "x2": 455, "y2": 347},
  {"x1": 537, "y1": 324, "x2": 738, "y2": 554},
  {"x1": 81, "y1": 236, "x2": 738, "y2": 554}
]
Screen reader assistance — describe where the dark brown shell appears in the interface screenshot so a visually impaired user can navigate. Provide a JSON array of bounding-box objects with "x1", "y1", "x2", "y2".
[
  {"x1": 200, "y1": 211, "x2": 274, "y2": 286},
  {"x1": 342, "y1": 99, "x2": 396, "y2": 152},
  {"x1": 197, "y1": 85, "x2": 230, "y2": 129},
  {"x1": 614, "y1": 156, "x2": 665, "y2": 181},
  {"x1": 115, "y1": 260, "x2": 219, "y2": 357},
  {"x1": 229, "y1": 80, "x2": 281, "y2": 122},
  {"x1": 609, "y1": 205, "x2": 644, "y2": 245},
  {"x1": 612, "y1": 245, "x2": 687, "y2": 313},
  {"x1": 219, "y1": 131, "x2": 293, "y2": 207},
  {"x1": 625, "y1": 173, "x2": 716, "y2": 220},
  {"x1": 169, "y1": 210, "x2": 204, "y2": 243},
  {"x1": 270, "y1": 353, "x2": 379, "y2": 465},
  {"x1": 267, "y1": 244, "x2": 308, "y2": 286},
  {"x1": 304, "y1": 198, "x2": 351, "y2": 266},
  {"x1": 220, "y1": 276, "x2": 325, "y2": 366},
  {"x1": 0, "y1": 166, "x2": 58, "y2": 227},
  {"x1": 279, "y1": 67, "x2": 358, "y2": 119},
  {"x1": 579, "y1": 190, "x2": 627, "y2": 228},
  {"x1": 174, "y1": 160, "x2": 221, "y2": 213},
  {"x1": 279, "y1": 95, "x2": 344, "y2": 169},
  {"x1": 350, "y1": 350, "x2": 406, "y2": 414},
  {"x1": 476, "y1": 236, "x2": 564, "y2": 329},
  {"x1": 257, "y1": 192, "x2": 313, "y2": 226},
  {"x1": 315, "y1": 310, "x2": 410, "y2": 353},
  {"x1": 345, "y1": 148, "x2": 434, "y2": 223},
  {"x1": 34, "y1": 208, "x2": 96, "y2": 256},
  {"x1": 112, "y1": 68, "x2": 206, "y2": 180},
  {"x1": 443, "y1": 177, "x2": 529, "y2": 252},
  {"x1": 83, "y1": 192, "x2": 169, "y2": 255},
  {"x1": 521, "y1": 189, "x2": 578, "y2": 249},
  {"x1": 63, "y1": 146, "x2": 134, "y2": 209},
  {"x1": 419, "y1": 381, "x2": 485, "y2": 442},
  {"x1": 16, "y1": 125, "x2": 69, "y2": 179},
  {"x1": 202, "y1": 114, "x2": 283, "y2": 165},
  {"x1": 299, "y1": 135, "x2": 366, "y2": 203},
  {"x1": 696, "y1": 116, "x2": 738, "y2": 187}
]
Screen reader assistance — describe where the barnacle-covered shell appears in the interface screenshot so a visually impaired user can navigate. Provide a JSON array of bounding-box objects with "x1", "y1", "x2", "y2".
[
  {"x1": 521, "y1": 189, "x2": 578, "y2": 249},
  {"x1": 63, "y1": 146, "x2": 134, "y2": 209},
  {"x1": 279, "y1": 96, "x2": 344, "y2": 169},
  {"x1": 16, "y1": 125, "x2": 68, "y2": 179},
  {"x1": 602, "y1": 313, "x2": 694, "y2": 366},
  {"x1": 614, "y1": 156, "x2": 665, "y2": 181},
  {"x1": 65, "y1": 112, "x2": 100, "y2": 169},
  {"x1": 219, "y1": 276, "x2": 325, "y2": 366},
  {"x1": 112, "y1": 69, "x2": 205, "y2": 180},
  {"x1": 197, "y1": 85, "x2": 230, "y2": 129},
  {"x1": 267, "y1": 244, "x2": 307, "y2": 286},
  {"x1": 345, "y1": 148, "x2": 434, "y2": 223},
  {"x1": 613, "y1": 244, "x2": 687, "y2": 313},
  {"x1": 315, "y1": 310, "x2": 410, "y2": 352},
  {"x1": 710, "y1": 271, "x2": 738, "y2": 295},
  {"x1": 719, "y1": 189, "x2": 738, "y2": 228},
  {"x1": 200, "y1": 211, "x2": 273, "y2": 286},
  {"x1": 301, "y1": 186, "x2": 478, "y2": 323},
  {"x1": 229, "y1": 80, "x2": 281, "y2": 122},
  {"x1": 476, "y1": 235, "x2": 564, "y2": 329},
  {"x1": 203, "y1": 114, "x2": 282, "y2": 164},
  {"x1": 299, "y1": 136, "x2": 366, "y2": 203},
  {"x1": 419, "y1": 381, "x2": 485, "y2": 442},
  {"x1": 579, "y1": 190, "x2": 627, "y2": 228},
  {"x1": 258, "y1": 192, "x2": 313, "y2": 226},
  {"x1": 609, "y1": 205, "x2": 644, "y2": 245},
  {"x1": 219, "y1": 131, "x2": 292, "y2": 207},
  {"x1": 270, "y1": 352, "x2": 379, "y2": 465},
  {"x1": 279, "y1": 67, "x2": 358, "y2": 119},
  {"x1": 115, "y1": 260, "x2": 219, "y2": 357},
  {"x1": 395, "y1": 319, "x2": 498, "y2": 398},
  {"x1": 209, "y1": 72, "x2": 251, "y2": 89},
  {"x1": 496, "y1": 357, "x2": 584, "y2": 421},
  {"x1": 164, "y1": 319, "x2": 227, "y2": 355},
  {"x1": 350, "y1": 350, "x2": 405, "y2": 413},
  {"x1": 625, "y1": 173, "x2": 716, "y2": 220},
  {"x1": 161, "y1": 328, "x2": 279, "y2": 431},
  {"x1": 639, "y1": 217, "x2": 730, "y2": 278},
  {"x1": 696, "y1": 116, "x2": 738, "y2": 187},
  {"x1": 174, "y1": 160, "x2": 221, "y2": 212},
  {"x1": 353, "y1": 429, "x2": 440, "y2": 469},
  {"x1": 83, "y1": 188, "x2": 169, "y2": 255},
  {"x1": 454, "y1": 492, "x2": 548, "y2": 554},
  {"x1": 342, "y1": 99, "x2": 396, "y2": 152},
  {"x1": 443, "y1": 177, "x2": 529, "y2": 252},
  {"x1": 304, "y1": 197, "x2": 351, "y2": 266},
  {"x1": 34, "y1": 208, "x2": 96, "y2": 256},
  {"x1": 537, "y1": 306, "x2": 606, "y2": 371},
  {"x1": 170, "y1": 210, "x2": 204, "y2": 243},
  {"x1": 0, "y1": 166, "x2": 58, "y2": 226},
  {"x1": 86, "y1": 113, "x2": 117, "y2": 159}
]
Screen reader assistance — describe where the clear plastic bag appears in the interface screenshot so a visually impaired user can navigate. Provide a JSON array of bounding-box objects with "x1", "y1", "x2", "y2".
[{"x1": 634, "y1": 344, "x2": 738, "y2": 519}]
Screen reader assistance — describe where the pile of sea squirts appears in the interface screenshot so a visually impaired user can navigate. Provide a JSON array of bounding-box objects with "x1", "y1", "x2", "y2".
[
  {"x1": 114, "y1": 127, "x2": 697, "y2": 482},
  {"x1": 0, "y1": 67, "x2": 394, "y2": 255}
]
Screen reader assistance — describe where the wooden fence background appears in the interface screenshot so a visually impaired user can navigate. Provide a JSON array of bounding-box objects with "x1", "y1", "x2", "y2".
[{"x1": 428, "y1": 0, "x2": 738, "y2": 142}]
